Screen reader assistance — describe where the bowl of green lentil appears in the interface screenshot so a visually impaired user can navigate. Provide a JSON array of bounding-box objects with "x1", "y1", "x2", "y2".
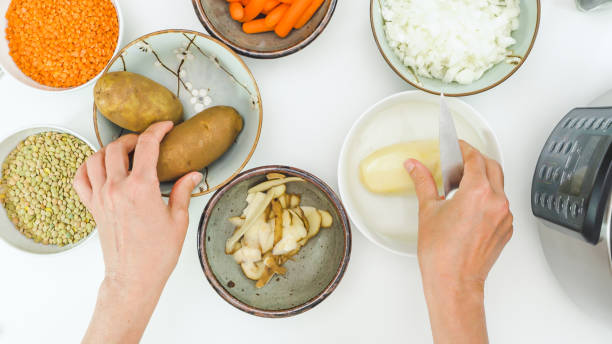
[{"x1": 0, "y1": 126, "x2": 98, "y2": 254}]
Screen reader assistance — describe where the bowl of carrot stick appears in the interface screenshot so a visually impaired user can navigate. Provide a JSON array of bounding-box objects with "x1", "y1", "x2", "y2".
[{"x1": 192, "y1": 0, "x2": 337, "y2": 58}]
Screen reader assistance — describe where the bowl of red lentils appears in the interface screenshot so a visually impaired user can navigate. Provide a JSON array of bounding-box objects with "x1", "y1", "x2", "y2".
[{"x1": 0, "y1": 0, "x2": 123, "y2": 92}]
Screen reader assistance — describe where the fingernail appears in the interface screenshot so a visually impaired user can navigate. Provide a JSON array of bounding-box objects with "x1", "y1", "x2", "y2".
[
  {"x1": 404, "y1": 160, "x2": 415, "y2": 173},
  {"x1": 192, "y1": 172, "x2": 203, "y2": 184}
]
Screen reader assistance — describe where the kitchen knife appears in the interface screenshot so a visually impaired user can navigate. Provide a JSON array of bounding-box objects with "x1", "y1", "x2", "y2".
[{"x1": 439, "y1": 93, "x2": 464, "y2": 197}]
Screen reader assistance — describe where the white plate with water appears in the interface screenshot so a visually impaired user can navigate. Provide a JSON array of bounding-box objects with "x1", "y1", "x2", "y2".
[{"x1": 338, "y1": 91, "x2": 503, "y2": 256}]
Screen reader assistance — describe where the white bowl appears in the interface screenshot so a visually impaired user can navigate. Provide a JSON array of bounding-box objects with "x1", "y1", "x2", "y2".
[
  {"x1": 0, "y1": 0, "x2": 124, "y2": 92},
  {"x1": 338, "y1": 91, "x2": 503, "y2": 256},
  {"x1": 0, "y1": 126, "x2": 98, "y2": 254}
]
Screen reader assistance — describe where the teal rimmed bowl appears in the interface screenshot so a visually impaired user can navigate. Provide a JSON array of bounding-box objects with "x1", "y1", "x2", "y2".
[
  {"x1": 93, "y1": 29, "x2": 263, "y2": 197},
  {"x1": 370, "y1": 0, "x2": 540, "y2": 97}
]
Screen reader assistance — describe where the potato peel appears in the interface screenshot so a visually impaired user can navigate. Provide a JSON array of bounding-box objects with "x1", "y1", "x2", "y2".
[
  {"x1": 266, "y1": 173, "x2": 286, "y2": 180},
  {"x1": 271, "y1": 200, "x2": 283, "y2": 244},
  {"x1": 226, "y1": 176, "x2": 334, "y2": 288},
  {"x1": 319, "y1": 210, "x2": 333, "y2": 228},
  {"x1": 247, "y1": 177, "x2": 304, "y2": 194},
  {"x1": 225, "y1": 185, "x2": 285, "y2": 254},
  {"x1": 255, "y1": 267, "x2": 274, "y2": 288}
]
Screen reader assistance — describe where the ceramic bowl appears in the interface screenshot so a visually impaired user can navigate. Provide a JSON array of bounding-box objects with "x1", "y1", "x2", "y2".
[
  {"x1": 0, "y1": 126, "x2": 98, "y2": 254},
  {"x1": 93, "y1": 29, "x2": 263, "y2": 197},
  {"x1": 198, "y1": 166, "x2": 351, "y2": 317},
  {"x1": 0, "y1": 0, "x2": 123, "y2": 92},
  {"x1": 370, "y1": 0, "x2": 540, "y2": 96},
  {"x1": 193, "y1": 0, "x2": 338, "y2": 58},
  {"x1": 338, "y1": 91, "x2": 503, "y2": 256}
]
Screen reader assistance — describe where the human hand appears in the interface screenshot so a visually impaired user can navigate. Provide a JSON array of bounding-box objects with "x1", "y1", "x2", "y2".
[
  {"x1": 75, "y1": 122, "x2": 202, "y2": 343},
  {"x1": 73, "y1": 121, "x2": 202, "y2": 293},
  {"x1": 404, "y1": 141, "x2": 513, "y2": 344}
]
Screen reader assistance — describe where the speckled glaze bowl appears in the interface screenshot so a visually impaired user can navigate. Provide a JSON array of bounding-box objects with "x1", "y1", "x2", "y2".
[
  {"x1": 371, "y1": 0, "x2": 541, "y2": 96},
  {"x1": 192, "y1": 0, "x2": 338, "y2": 58},
  {"x1": 93, "y1": 29, "x2": 263, "y2": 197},
  {"x1": 198, "y1": 166, "x2": 351, "y2": 318}
]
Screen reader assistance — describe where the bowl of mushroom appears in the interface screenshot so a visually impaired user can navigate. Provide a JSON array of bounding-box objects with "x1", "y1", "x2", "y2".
[{"x1": 197, "y1": 165, "x2": 351, "y2": 317}]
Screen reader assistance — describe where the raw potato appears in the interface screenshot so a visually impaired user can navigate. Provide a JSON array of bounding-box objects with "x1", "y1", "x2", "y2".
[
  {"x1": 157, "y1": 106, "x2": 244, "y2": 182},
  {"x1": 359, "y1": 140, "x2": 443, "y2": 194},
  {"x1": 94, "y1": 71, "x2": 183, "y2": 132}
]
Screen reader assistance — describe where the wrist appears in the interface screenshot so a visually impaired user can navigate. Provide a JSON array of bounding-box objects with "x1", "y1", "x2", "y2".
[
  {"x1": 84, "y1": 276, "x2": 164, "y2": 343},
  {"x1": 422, "y1": 273, "x2": 485, "y2": 306},
  {"x1": 99, "y1": 275, "x2": 165, "y2": 306},
  {"x1": 422, "y1": 275, "x2": 489, "y2": 344}
]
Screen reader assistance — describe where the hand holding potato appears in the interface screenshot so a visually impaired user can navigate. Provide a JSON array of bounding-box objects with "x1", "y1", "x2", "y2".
[
  {"x1": 404, "y1": 141, "x2": 513, "y2": 344},
  {"x1": 74, "y1": 122, "x2": 202, "y2": 343}
]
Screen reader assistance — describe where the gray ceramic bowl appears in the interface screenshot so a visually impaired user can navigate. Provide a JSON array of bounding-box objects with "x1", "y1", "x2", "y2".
[
  {"x1": 192, "y1": 0, "x2": 338, "y2": 58},
  {"x1": 198, "y1": 166, "x2": 351, "y2": 317}
]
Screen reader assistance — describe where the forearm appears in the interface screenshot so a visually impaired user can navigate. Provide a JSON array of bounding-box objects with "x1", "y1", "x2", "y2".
[
  {"x1": 423, "y1": 280, "x2": 488, "y2": 344},
  {"x1": 83, "y1": 278, "x2": 164, "y2": 344}
]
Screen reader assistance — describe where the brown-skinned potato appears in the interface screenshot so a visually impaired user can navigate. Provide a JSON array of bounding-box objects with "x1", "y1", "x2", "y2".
[
  {"x1": 94, "y1": 71, "x2": 183, "y2": 132},
  {"x1": 157, "y1": 106, "x2": 244, "y2": 182}
]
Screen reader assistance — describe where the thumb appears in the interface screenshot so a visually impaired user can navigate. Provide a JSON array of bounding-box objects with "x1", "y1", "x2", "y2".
[
  {"x1": 168, "y1": 171, "x2": 203, "y2": 221},
  {"x1": 404, "y1": 159, "x2": 439, "y2": 206}
]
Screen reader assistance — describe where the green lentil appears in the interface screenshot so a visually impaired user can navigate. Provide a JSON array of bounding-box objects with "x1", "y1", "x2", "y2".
[{"x1": 0, "y1": 132, "x2": 95, "y2": 246}]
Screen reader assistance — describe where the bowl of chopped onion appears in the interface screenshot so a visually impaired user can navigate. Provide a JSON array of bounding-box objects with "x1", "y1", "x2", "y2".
[{"x1": 371, "y1": 0, "x2": 540, "y2": 96}]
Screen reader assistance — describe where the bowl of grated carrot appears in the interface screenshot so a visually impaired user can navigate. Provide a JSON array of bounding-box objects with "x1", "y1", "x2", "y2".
[
  {"x1": 193, "y1": 0, "x2": 337, "y2": 58},
  {"x1": 0, "y1": 0, "x2": 123, "y2": 92}
]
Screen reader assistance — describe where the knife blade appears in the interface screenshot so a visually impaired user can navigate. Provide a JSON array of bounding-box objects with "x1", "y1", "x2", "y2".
[{"x1": 439, "y1": 93, "x2": 464, "y2": 197}]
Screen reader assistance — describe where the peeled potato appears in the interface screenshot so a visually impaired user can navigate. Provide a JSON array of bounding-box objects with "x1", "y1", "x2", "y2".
[{"x1": 359, "y1": 140, "x2": 443, "y2": 194}]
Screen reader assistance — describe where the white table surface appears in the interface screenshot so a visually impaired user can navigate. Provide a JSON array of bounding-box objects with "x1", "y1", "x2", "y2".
[{"x1": 1, "y1": 1, "x2": 612, "y2": 343}]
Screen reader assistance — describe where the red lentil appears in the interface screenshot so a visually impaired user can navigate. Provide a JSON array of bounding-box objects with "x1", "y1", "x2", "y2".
[{"x1": 5, "y1": 0, "x2": 119, "y2": 88}]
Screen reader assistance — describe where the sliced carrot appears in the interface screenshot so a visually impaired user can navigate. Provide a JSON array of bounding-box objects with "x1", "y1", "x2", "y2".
[
  {"x1": 274, "y1": 0, "x2": 312, "y2": 38},
  {"x1": 265, "y1": 4, "x2": 289, "y2": 28},
  {"x1": 243, "y1": 0, "x2": 267, "y2": 22},
  {"x1": 294, "y1": 0, "x2": 323, "y2": 29},
  {"x1": 241, "y1": 0, "x2": 249, "y2": 6},
  {"x1": 243, "y1": 18, "x2": 274, "y2": 33},
  {"x1": 279, "y1": 0, "x2": 294, "y2": 3},
  {"x1": 229, "y1": 2, "x2": 245, "y2": 21}
]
